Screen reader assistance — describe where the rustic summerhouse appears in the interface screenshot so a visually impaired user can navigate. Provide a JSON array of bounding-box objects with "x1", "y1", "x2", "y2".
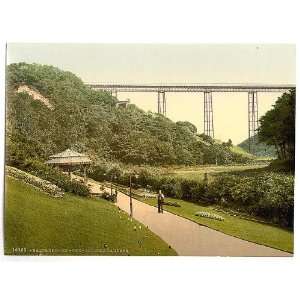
[{"x1": 46, "y1": 149, "x2": 91, "y2": 182}]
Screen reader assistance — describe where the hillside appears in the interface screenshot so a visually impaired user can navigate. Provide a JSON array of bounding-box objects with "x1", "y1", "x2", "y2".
[
  {"x1": 230, "y1": 145, "x2": 255, "y2": 158},
  {"x1": 6, "y1": 63, "x2": 251, "y2": 167},
  {"x1": 238, "y1": 135, "x2": 276, "y2": 157},
  {"x1": 5, "y1": 177, "x2": 176, "y2": 255}
]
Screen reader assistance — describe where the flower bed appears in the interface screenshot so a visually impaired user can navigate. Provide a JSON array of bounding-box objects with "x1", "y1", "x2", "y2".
[
  {"x1": 6, "y1": 166, "x2": 64, "y2": 197},
  {"x1": 195, "y1": 211, "x2": 224, "y2": 221}
]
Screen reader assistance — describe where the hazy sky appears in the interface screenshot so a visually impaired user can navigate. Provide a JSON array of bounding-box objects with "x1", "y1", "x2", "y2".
[{"x1": 7, "y1": 43, "x2": 295, "y2": 144}]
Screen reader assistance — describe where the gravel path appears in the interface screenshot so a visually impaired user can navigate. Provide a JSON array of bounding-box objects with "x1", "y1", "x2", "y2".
[{"x1": 85, "y1": 177, "x2": 292, "y2": 257}]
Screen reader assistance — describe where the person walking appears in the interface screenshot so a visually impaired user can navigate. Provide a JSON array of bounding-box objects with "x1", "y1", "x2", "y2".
[
  {"x1": 157, "y1": 190, "x2": 165, "y2": 213},
  {"x1": 114, "y1": 189, "x2": 118, "y2": 203}
]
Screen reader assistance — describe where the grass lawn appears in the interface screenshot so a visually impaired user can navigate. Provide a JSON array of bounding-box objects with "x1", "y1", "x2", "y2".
[
  {"x1": 141, "y1": 196, "x2": 293, "y2": 253},
  {"x1": 165, "y1": 163, "x2": 270, "y2": 183},
  {"x1": 4, "y1": 177, "x2": 176, "y2": 256},
  {"x1": 230, "y1": 145, "x2": 255, "y2": 158}
]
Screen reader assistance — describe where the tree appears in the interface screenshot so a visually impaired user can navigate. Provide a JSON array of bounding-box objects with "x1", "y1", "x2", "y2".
[
  {"x1": 258, "y1": 89, "x2": 295, "y2": 161},
  {"x1": 176, "y1": 121, "x2": 197, "y2": 134},
  {"x1": 222, "y1": 139, "x2": 233, "y2": 148}
]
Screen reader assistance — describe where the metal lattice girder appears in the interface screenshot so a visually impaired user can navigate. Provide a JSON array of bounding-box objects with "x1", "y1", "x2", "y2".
[
  {"x1": 157, "y1": 91, "x2": 162, "y2": 114},
  {"x1": 163, "y1": 92, "x2": 166, "y2": 116},
  {"x1": 204, "y1": 91, "x2": 214, "y2": 138},
  {"x1": 88, "y1": 83, "x2": 294, "y2": 93},
  {"x1": 248, "y1": 91, "x2": 259, "y2": 153},
  {"x1": 157, "y1": 91, "x2": 166, "y2": 116}
]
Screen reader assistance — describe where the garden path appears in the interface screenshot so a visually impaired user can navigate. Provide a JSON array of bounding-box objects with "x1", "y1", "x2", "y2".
[{"x1": 82, "y1": 176, "x2": 292, "y2": 257}]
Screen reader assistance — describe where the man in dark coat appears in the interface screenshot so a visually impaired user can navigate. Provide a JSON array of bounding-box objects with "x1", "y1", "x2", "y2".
[{"x1": 157, "y1": 190, "x2": 165, "y2": 213}]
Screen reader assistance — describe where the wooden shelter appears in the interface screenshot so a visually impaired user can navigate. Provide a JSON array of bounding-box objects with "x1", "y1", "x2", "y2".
[{"x1": 46, "y1": 149, "x2": 91, "y2": 182}]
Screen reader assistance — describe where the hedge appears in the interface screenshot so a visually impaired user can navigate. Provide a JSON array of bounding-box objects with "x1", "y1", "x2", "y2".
[
  {"x1": 6, "y1": 166, "x2": 64, "y2": 197},
  {"x1": 207, "y1": 173, "x2": 294, "y2": 227},
  {"x1": 20, "y1": 160, "x2": 90, "y2": 197}
]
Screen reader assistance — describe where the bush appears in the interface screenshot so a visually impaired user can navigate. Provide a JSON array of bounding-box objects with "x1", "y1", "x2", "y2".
[
  {"x1": 206, "y1": 173, "x2": 294, "y2": 227},
  {"x1": 160, "y1": 178, "x2": 182, "y2": 198},
  {"x1": 205, "y1": 175, "x2": 235, "y2": 203},
  {"x1": 88, "y1": 162, "x2": 124, "y2": 183},
  {"x1": 256, "y1": 174, "x2": 294, "y2": 227},
  {"x1": 67, "y1": 181, "x2": 90, "y2": 197},
  {"x1": 101, "y1": 191, "x2": 117, "y2": 202},
  {"x1": 268, "y1": 159, "x2": 295, "y2": 173},
  {"x1": 20, "y1": 159, "x2": 90, "y2": 197},
  {"x1": 6, "y1": 166, "x2": 63, "y2": 197}
]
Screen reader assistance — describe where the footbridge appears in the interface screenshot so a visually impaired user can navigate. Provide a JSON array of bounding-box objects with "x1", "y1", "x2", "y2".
[{"x1": 87, "y1": 83, "x2": 295, "y2": 152}]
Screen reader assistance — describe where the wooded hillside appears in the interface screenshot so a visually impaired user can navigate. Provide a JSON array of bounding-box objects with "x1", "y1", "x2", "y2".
[
  {"x1": 6, "y1": 63, "x2": 250, "y2": 167},
  {"x1": 238, "y1": 135, "x2": 276, "y2": 157}
]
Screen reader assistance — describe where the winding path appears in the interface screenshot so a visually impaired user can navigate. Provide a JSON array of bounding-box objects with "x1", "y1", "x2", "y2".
[{"x1": 85, "y1": 177, "x2": 292, "y2": 256}]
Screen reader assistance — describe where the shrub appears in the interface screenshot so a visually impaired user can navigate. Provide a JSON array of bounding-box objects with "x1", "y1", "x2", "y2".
[
  {"x1": 67, "y1": 181, "x2": 90, "y2": 197},
  {"x1": 206, "y1": 175, "x2": 235, "y2": 203},
  {"x1": 6, "y1": 166, "x2": 63, "y2": 197},
  {"x1": 268, "y1": 159, "x2": 294, "y2": 173},
  {"x1": 256, "y1": 173, "x2": 294, "y2": 227},
  {"x1": 19, "y1": 159, "x2": 90, "y2": 197},
  {"x1": 88, "y1": 162, "x2": 124, "y2": 184},
  {"x1": 230, "y1": 176, "x2": 265, "y2": 206},
  {"x1": 101, "y1": 191, "x2": 117, "y2": 202},
  {"x1": 161, "y1": 178, "x2": 181, "y2": 198},
  {"x1": 206, "y1": 173, "x2": 294, "y2": 228}
]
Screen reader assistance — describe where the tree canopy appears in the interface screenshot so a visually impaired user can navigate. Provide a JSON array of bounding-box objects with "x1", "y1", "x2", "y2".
[{"x1": 258, "y1": 89, "x2": 295, "y2": 162}]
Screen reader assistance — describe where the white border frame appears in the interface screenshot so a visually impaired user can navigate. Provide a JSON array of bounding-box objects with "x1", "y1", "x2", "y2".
[{"x1": 0, "y1": 1, "x2": 299, "y2": 300}]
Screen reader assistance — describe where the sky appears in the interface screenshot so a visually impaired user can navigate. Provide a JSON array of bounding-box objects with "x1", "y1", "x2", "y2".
[{"x1": 7, "y1": 43, "x2": 295, "y2": 144}]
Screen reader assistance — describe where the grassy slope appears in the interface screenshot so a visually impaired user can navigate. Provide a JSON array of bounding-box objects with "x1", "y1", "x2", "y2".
[
  {"x1": 4, "y1": 177, "x2": 176, "y2": 256},
  {"x1": 238, "y1": 135, "x2": 276, "y2": 157},
  {"x1": 142, "y1": 197, "x2": 293, "y2": 253},
  {"x1": 230, "y1": 145, "x2": 255, "y2": 158},
  {"x1": 231, "y1": 145, "x2": 275, "y2": 161}
]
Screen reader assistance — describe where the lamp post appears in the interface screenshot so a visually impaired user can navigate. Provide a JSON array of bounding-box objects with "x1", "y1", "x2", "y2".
[
  {"x1": 111, "y1": 174, "x2": 117, "y2": 201},
  {"x1": 103, "y1": 172, "x2": 107, "y2": 190},
  {"x1": 110, "y1": 175, "x2": 113, "y2": 196},
  {"x1": 114, "y1": 175, "x2": 118, "y2": 193},
  {"x1": 104, "y1": 173, "x2": 118, "y2": 198},
  {"x1": 103, "y1": 172, "x2": 113, "y2": 195},
  {"x1": 129, "y1": 175, "x2": 133, "y2": 217},
  {"x1": 129, "y1": 173, "x2": 139, "y2": 217}
]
